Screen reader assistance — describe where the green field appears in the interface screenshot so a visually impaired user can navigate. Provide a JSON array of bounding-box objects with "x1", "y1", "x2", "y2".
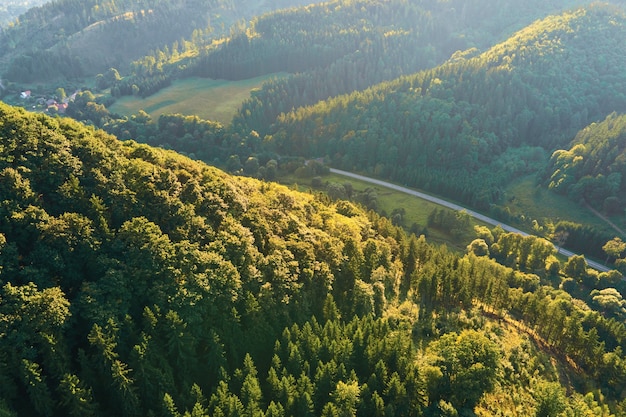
[
  {"x1": 503, "y1": 175, "x2": 613, "y2": 232},
  {"x1": 108, "y1": 74, "x2": 287, "y2": 125}
]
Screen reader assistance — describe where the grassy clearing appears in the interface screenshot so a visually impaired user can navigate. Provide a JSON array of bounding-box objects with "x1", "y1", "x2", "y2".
[
  {"x1": 503, "y1": 175, "x2": 610, "y2": 231},
  {"x1": 108, "y1": 73, "x2": 287, "y2": 125}
]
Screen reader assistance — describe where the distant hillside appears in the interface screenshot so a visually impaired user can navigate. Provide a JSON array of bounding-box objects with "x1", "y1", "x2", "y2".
[
  {"x1": 0, "y1": 0, "x2": 51, "y2": 27},
  {"x1": 200, "y1": 0, "x2": 594, "y2": 82},
  {"x1": 0, "y1": 0, "x2": 312, "y2": 82},
  {"x1": 255, "y1": 4, "x2": 626, "y2": 210},
  {"x1": 546, "y1": 112, "x2": 626, "y2": 212},
  {"x1": 111, "y1": 0, "x2": 593, "y2": 124},
  {"x1": 1, "y1": 102, "x2": 626, "y2": 415}
]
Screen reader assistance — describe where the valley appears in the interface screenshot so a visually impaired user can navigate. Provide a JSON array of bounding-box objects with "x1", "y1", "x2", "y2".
[{"x1": 1, "y1": 0, "x2": 626, "y2": 416}]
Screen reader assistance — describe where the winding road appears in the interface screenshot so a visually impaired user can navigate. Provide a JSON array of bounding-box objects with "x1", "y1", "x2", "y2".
[{"x1": 330, "y1": 168, "x2": 610, "y2": 272}]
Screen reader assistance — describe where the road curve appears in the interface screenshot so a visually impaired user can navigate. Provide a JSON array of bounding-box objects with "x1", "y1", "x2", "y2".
[{"x1": 330, "y1": 168, "x2": 610, "y2": 272}]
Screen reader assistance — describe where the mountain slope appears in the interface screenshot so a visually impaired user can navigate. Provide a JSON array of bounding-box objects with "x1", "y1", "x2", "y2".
[
  {"x1": 0, "y1": 0, "x2": 313, "y2": 81},
  {"x1": 111, "y1": 0, "x2": 595, "y2": 126},
  {"x1": 259, "y1": 4, "x2": 626, "y2": 209},
  {"x1": 1, "y1": 103, "x2": 626, "y2": 415}
]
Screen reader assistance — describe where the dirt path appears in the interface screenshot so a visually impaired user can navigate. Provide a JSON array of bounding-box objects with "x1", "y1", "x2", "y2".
[{"x1": 584, "y1": 201, "x2": 626, "y2": 237}]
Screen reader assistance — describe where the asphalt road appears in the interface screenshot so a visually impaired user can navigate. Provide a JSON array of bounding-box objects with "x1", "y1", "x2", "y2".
[{"x1": 330, "y1": 168, "x2": 610, "y2": 272}]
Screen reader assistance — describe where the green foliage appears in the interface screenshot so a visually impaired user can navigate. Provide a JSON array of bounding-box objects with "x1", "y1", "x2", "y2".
[
  {"x1": 1, "y1": 98, "x2": 626, "y2": 416},
  {"x1": 426, "y1": 330, "x2": 500, "y2": 411},
  {"x1": 533, "y1": 381, "x2": 567, "y2": 417},
  {"x1": 0, "y1": 0, "x2": 50, "y2": 27},
  {"x1": 427, "y1": 209, "x2": 471, "y2": 238},
  {"x1": 603, "y1": 237, "x2": 626, "y2": 264},
  {"x1": 546, "y1": 112, "x2": 626, "y2": 209},
  {"x1": 225, "y1": 0, "x2": 592, "y2": 136},
  {"x1": 243, "y1": 4, "x2": 626, "y2": 213},
  {"x1": 0, "y1": 0, "x2": 314, "y2": 81},
  {"x1": 0, "y1": 102, "x2": 413, "y2": 416}
]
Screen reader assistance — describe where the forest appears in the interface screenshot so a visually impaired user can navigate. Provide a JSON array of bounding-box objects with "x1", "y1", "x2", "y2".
[
  {"x1": 253, "y1": 5, "x2": 626, "y2": 209},
  {"x1": 3, "y1": 0, "x2": 626, "y2": 415},
  {"x1": 41, "y1": 2, "x2": 626, "y2": 260},
  {"x1": 2, "y1": 99, "x2": 626, "y2": 416},
  {"x1": 101, "y1": 0, "x2": 595, "y2": 102},
  {"x1": 0, "y1": 0, "x2": 51, "y2": 27},
  {"x1": 0, "y1": 0, "x2": 313, "y2": 82}
]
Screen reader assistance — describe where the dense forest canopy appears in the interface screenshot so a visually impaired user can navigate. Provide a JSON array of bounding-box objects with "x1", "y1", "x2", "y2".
[
  {"x1": 0, "y1": 0, "x2": 313, "y2": 81},
  {"x1": 4, "y1": 0, "x2": 626, "y2": 415},
  {"x1": 1, "y1": 100, "x2": 626, "y2": 415},
  {"x1": 103, "y1": 0, "x2": 596, "y2": 113},
  {"x1": 24, "y1": 1, "x2": 623, "y2": 260}
]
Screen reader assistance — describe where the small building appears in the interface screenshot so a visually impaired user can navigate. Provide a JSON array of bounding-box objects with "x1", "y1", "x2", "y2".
[{"x1": 20, "y1": 90, "x2": 31, "y2": 99}]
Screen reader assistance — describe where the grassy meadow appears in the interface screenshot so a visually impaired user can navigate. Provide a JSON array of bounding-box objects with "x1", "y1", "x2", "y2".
[
  {"x1": 109, "y1": 73, "x2": 287, "y2": 125},
  {"x1": 502, "y1": 175, "x2": 613, "y2": 232}
]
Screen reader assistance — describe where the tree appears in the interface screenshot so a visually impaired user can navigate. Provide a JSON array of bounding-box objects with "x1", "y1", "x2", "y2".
[
  {"x1": 332, "y1": 381, "x2": 360, "y2": 417},
  {"x1": 105, "y1": 68, "x2": 122, "y2": 85},
  {"x1": 327, "y1": 183, "x2": 347, "y2": 201},
  {"x1": 58, "y1": 374, "x2": 97, "y2": 417},
  {"x1": 426, "y1": 330, "x2": 500, "y2": 411},
  {"x1": 467, "y1": 238, "x2": 489, "y2": 256},
  {"x1": 602, "y1": 237, "x2": 626, "y2": 264},
  {"x1": 240, "y1": 354, "x2": 263, "y2": 417},
  {"x1": 55, "y1": 87, "x2": 67, "y2": 101},
  {"x1": 244, "y1": 157, "x2": 260, "y2": 176},
  {"x1": 534, "y1": 382, "x2": 566, "y2": 417},
  {"x1": 474, "y1": 225, "x2": 494, "y2": 245},
  {"x1": 564, "y1": 255, "x2": 588, "y2": 283},
  {"x1": 226, "y1": 155, "x2": 242, "y2": 173}
]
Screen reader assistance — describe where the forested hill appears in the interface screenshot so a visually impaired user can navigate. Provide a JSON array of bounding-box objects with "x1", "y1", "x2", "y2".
[
  {"x1": 116, "y1": 0, "x2": 593, "y2": 117},
  {"x1": 0, "y1": 0, "x2": 51, "y2": 27},
  {"x1": 192, "y1": 0, "x2": 592, "y2": 82},
  {"x1": 2, "y1": 104, "x2": 626, "y2": 415},
  {"x1": 257, "y1": 4, "x2": 626, "y2": 210},
  {"x1": 546, "y1": 112, "x2": 626, "y2": 212},
  {"x1": 0, "y1": 0, "x2": 312, "y2": 81}
]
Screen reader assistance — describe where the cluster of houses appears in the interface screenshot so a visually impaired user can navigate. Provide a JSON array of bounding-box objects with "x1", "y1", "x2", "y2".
[{"x1": 20, "y1": 89, "x2": 79, "y2": 113}]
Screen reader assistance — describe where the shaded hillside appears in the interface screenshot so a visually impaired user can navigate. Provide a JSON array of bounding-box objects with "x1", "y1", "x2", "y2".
[
  {"x1": 0, "y1": 0, "x2": 51, "y2": 27},
  {"x1": 224, "y1": 0, "x2": 595, "y2": 135},
  {"x1": 1, "y1": 104, "x2": 626, "y2": 415},
  {"x1": 546, "y1": 112, "x2": 626, "y2": 212},
  {"x1": 111, "y1": 0, "x2": 592, "y2": 124},
  {"x1": 257, "y1": 4, "x2": 626, "y2": 209},
  {"x1": 0, "y1": 0, "x2": 312, "y2": 82}
]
